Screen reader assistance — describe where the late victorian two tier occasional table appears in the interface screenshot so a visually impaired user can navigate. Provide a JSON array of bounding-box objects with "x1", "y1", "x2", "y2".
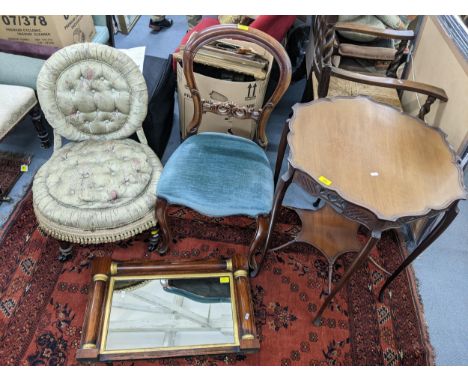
[{"x1": 257, "y1": 96, "x2": 467, "y2": 325}]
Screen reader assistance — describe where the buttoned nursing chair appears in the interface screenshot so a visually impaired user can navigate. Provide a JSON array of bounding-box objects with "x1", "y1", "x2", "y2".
[
  {"x1": 307, "y1": 16, "x2": 448, "y2": 116},
  {"x1": 154, "y1": 24, "x2": 292, "y2": 274},
  {"x1": 32, "y1": 43, "x2": 162, "y2": 260}
]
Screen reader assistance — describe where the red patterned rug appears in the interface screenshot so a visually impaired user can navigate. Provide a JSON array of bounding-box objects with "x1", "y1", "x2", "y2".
[
  {"x1": 0, "y1": 151, "x2": 31, "y2": 204},
  {"x1": 0, "y1": 193, "x2": 433, "y2": 366}
]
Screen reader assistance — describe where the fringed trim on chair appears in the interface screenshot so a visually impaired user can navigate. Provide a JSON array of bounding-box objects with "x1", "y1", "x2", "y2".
[{"x1": 34, "y1": 207, "x2": 157, "y2": 245}]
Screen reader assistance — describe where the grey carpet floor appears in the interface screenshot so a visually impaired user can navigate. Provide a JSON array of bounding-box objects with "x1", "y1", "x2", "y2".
[{"x1": 0, "y1": 15, "x2": 466, "y2": 365}]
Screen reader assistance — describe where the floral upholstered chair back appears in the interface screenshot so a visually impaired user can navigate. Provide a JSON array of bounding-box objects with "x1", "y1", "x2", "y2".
[{"x1": 36, "y1": 43, "x2": 149, "y2": 150}]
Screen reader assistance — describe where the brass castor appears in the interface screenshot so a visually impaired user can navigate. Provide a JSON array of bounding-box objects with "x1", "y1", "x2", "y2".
[{"x1": 148, "y1": 227, "x2": 162, "y2": 253}]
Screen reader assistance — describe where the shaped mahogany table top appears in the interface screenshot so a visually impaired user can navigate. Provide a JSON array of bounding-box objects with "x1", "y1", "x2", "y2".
[{"x1": 288, "y1": 97, "x2": 466, "y2": 222}]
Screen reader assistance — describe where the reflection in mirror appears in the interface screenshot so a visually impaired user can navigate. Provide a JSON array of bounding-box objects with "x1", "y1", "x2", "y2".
[{"x1": 103, "y1": 276, "x2": 237, "y2": 352}]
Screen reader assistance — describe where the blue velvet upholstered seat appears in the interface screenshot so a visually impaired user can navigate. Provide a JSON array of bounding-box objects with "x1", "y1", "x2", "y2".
[{"x1": 156, "y1": 132, "x2": 273, "y2": 217}]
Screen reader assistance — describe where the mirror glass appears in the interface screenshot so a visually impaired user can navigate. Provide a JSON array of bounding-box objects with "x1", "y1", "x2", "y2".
[{"x1": 102, "y1": 275, "x2": 237, "y2": 352}]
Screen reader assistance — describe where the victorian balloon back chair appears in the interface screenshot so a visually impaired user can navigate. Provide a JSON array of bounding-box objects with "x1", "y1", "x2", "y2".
[{"x1": 154, "y1": 24, "x2": 292, "y2": 274}]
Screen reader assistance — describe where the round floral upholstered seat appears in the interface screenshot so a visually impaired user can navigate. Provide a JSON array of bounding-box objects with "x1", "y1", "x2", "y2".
[
  {"x1": 32, "y1": 43, "x2": 162, "y2": 249},
  {"x1": 33, "y1": 139, "x2": 162, "y2": 241}
]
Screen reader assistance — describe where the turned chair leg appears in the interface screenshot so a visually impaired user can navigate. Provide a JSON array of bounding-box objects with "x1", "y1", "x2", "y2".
[
  {"x1": 154, "y1": 197, "x2": 171, "y2": 255},
  {"x1": 147, "y1": 225, "x2": 160, "y2": 252},
  {"x1": 58, "y1": 241, "x2": 73, "y2": 262},
  {"x1": 248, "y1": 215, "x2": 269, "y2": 275},
  {"x1": 29, "y1": 104, "x2": 50, "y2": 149}
]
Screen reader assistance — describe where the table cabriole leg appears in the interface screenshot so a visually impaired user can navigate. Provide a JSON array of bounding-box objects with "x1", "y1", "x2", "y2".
[
  {"x1": 300, "y1": 69, "x2": 315, "y2": 103},
  {"x1": 378, "y1": 203, "x2": 460, "y2": 302},
  {"x1": 251, "y1": 166, "x2": 295, "y2": 277},
  {"x1": 274, "y1": 122, "x2": 290, "y2": 186}
]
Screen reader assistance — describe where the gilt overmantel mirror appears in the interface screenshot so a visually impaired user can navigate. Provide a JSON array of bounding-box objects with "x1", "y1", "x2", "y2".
[{"x1": 76, "y1": 254, "x2": 259, "y2": 362}]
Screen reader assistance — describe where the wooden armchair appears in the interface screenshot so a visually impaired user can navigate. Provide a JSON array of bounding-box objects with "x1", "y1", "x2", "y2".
[
  {"x1": 154, "y1": 24, "x2": 292, "y2": 275},
  {"x1": 306, "y1": 16, "x2": 448, "y2": 120},
  {"x1": 330, "y1": 16, "x2": 415, "y2": 78}
]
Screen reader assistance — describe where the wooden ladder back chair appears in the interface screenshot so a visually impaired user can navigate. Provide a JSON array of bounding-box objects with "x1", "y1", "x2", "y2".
[{"x1": 311, "y1": 15, "x2": 448, "y2": 121}]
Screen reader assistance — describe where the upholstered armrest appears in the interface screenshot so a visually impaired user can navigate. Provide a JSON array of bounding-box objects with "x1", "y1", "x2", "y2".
[
  {"x1": 334, "y1": 22, "x2": 415, "y2": 40},
  {"x1": 330, "y1": 66, "x2": 448, "y2": 101}
]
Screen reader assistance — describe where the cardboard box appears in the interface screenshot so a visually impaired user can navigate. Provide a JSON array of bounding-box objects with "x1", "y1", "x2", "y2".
[
  {"x1": 175, "y1": 39, "x2": 273, "y2": 140},
  {"x1": 0, "y1": 15, "x2": 96, "y2": 48}
]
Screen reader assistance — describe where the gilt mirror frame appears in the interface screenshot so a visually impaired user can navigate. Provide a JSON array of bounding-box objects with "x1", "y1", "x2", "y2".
[{"x1": 76, "y1": 253, "x2": 260, "y2": 362}]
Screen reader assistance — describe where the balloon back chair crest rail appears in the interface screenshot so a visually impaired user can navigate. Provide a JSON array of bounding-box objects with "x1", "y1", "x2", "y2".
[
  {"x1": 182, "y1": 24, "x2": 292, "y2": 148},
  {"x1": 154, "y1": 24, "x2": 292, "y2": 275}
]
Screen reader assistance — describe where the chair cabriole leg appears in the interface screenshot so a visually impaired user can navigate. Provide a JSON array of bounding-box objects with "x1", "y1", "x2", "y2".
[
  {"x1": 154, "y1": 197, "x2": 171, "y2": 255},
  {"x1": 248, "y1": 215, "x2": 269, "y2": 275}
]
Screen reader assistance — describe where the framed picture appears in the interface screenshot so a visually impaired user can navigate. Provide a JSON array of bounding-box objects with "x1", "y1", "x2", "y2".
[{"x1": 116, "y1": 15, "x2": 140, "y2": 35}]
